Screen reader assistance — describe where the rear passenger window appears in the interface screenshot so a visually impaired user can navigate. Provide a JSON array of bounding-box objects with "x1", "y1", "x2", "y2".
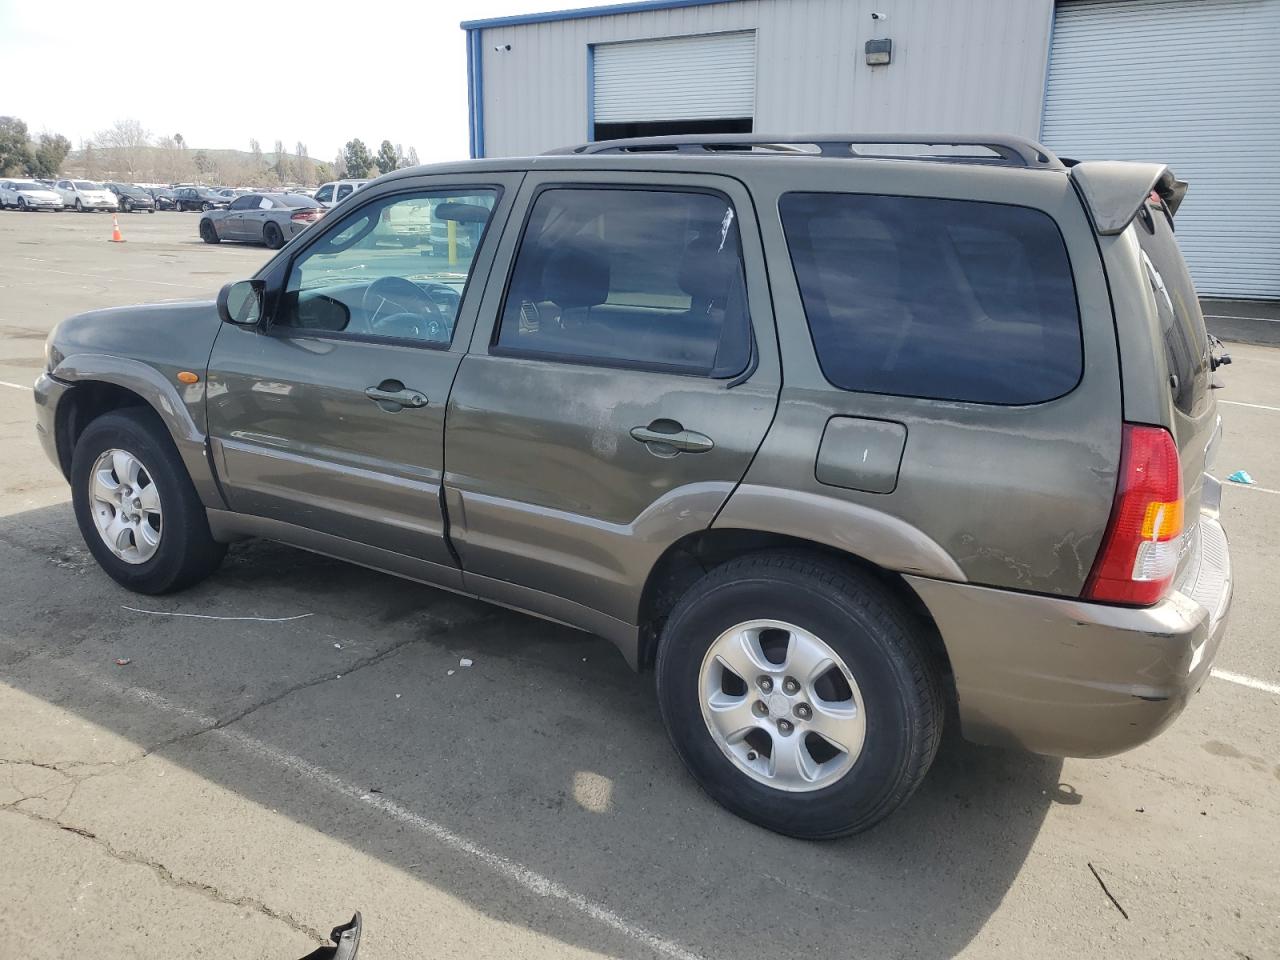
[
  {"x1": 779, "y1": 193, "x2": 1082, "y2": 405},
  {"x1": 495, "y1": 187, "x2": 751, "y2": 377},
  {"x1": 1135, "y1": 201, "x2": 1208, "y2": 415}
]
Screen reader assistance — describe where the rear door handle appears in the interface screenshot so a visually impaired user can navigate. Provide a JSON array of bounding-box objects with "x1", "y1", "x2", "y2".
[
  {"x1": 365, "y1": 382, "x2": 428, "y2": 410},
  {"x1": 630, "y1": 422, "x2": 715, "y2": 455}
]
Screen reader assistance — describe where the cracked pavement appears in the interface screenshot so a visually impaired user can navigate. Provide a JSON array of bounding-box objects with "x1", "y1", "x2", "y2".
[{"x1": 3, "y1": 207, "x2": 1280, "y2": 960}]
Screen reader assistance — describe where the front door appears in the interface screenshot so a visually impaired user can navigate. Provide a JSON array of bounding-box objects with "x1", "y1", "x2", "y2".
[
  {"x1": 444, "y1": 173, "x2": 781, "y2": 627},
  {"x1": 205, "y1": 175, "x2": 521, "y2": 583}
]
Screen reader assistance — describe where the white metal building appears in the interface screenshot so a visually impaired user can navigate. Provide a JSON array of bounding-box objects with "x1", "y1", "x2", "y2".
[{"x1": 463, "y1": 0, "x2": 1280, "y2": 300}]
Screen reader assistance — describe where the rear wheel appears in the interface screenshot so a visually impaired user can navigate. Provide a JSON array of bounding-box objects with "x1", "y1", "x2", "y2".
[
  {"x1": 263, "y1": 222, "x2": 284, "y2": 249},
  {"x1": 201, "y1": 201, "x2": 212, "y2": 212},
  {"x1": 199, "y1": 219, "x2": 219, "y2": 244},
  {"x1": 70, "y1": 408, "x2": 226, "y2": 594},
  {"x1": 655, "y1": 552, "x2": 943, "y2": 839}
]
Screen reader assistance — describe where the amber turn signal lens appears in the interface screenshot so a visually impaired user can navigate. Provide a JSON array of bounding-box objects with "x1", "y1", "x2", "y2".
[{"x1": 176, "y1": 371, "x2": 199, "y2": 384}]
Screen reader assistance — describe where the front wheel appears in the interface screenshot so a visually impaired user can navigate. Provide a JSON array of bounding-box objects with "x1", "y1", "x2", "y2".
[
  {"x1": 199, "y1": 219, "x2": 220, "y2": 244},
  {"x1": 201, "y1": 201, "x2": 212, "y2": 212},
  {"x1": 655, "y1": 552, "x2": 944, "y2": 839},
  {"x1": 123, "y1": 199, "x2": 133, "y2": 213},
  {"x1": 74, "y1": 198, "x2": 83, "y2": 212},
  {"x1": 17, "y1": 198, "x2": 27, "y2": 212},
  {"x1": 71, "y1": 409, "x2": 226, "y2": 594}
]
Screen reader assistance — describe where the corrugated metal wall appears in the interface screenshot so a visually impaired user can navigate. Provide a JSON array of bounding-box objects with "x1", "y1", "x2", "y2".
[
  {"x1": 476, "y1": 0, "x2": 1055, "y2": 157},
  {"x1": 1042, "y1": 0, "x2": 1280, "y2": 300}
]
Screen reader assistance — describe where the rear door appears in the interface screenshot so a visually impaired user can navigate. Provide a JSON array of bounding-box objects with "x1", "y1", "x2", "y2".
[
  {"x1": 205, "y1": 174, "x2": 521, "y2": 583},
  {"x1": 444, "y1": 171, "x2": 781, "y2": 627}
]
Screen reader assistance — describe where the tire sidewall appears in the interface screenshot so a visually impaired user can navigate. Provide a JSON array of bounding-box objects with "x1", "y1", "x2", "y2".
[
  {"x1": 658, "y1": 567, "x2": 924, "y2": 837},
  {"x1": 70, "y1": 411, "x2": 199, "y2": 593},
  {"x1": 264, "y1": 224, "x2": 282, "y2": 248}
]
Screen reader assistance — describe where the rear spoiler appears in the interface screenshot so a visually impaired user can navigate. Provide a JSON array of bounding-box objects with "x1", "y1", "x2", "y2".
[{"x1": 1067, "y1": 160, "x2": 1188, "y2": 235}]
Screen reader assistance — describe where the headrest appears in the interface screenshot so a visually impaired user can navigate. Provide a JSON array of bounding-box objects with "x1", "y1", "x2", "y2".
[
  {"x1": 542, "y1": 244, "x2": 610, "y2": 310},
  {"x1": 678, "y1": 233, "x2": 740, "y2": 301}
]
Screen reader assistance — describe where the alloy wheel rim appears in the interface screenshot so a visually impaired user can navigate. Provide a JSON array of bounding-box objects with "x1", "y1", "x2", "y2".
[
  {"x1": 88, "y1": 448, "x2": 162, "y2": 564},
  {"x1": 698, "y1": 619, "x2": 866, "y2": 792}
]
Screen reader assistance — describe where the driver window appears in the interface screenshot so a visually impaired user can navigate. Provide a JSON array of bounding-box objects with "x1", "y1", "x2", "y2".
[{"x1": 275, "y1": 188, "x2": 498, "y2": 346}]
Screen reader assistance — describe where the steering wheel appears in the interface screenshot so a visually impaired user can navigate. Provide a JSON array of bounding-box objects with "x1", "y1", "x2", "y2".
[{"x1": 360, "y1": 276, "x2": 449, "y2": 342}]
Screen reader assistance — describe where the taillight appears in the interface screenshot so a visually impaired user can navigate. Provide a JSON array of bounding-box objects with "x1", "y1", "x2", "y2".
[
  {"x1": 1084, "y1": 424, "x2": 1184, "y2": 606},
  {"x1": 291, "y1": 209, "x2": 321, "y2": 223}
]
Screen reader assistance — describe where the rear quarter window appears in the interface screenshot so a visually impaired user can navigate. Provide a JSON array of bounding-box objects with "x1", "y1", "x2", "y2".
[
  {"x1": 1135, "y1": 201, "x2": 1208, "y2": 415},
  {"x1": 779, "y1": 193, "x2": 1082, "y2": 405}
]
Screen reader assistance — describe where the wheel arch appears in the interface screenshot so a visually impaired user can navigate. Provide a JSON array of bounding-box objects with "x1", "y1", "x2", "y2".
[
  {"x1": 50, "y1": 356, "x2": 223, "y2": 508},
  {"x1": 637, "y1": 528, "x2": 957, "y2": 714}
]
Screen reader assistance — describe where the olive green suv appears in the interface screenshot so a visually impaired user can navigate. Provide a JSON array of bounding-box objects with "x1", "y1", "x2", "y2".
[{"x1": 34, "y1": 134, "x2": 1232, "y2": 838}]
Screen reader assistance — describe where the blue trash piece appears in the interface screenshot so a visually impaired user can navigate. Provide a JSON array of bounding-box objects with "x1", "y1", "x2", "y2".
[{"x1": 1227, "y1": 470, "x2": 1256, "y2": 485}]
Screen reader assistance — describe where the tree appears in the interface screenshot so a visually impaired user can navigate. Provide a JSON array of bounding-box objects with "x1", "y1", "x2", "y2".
[
  {"x1": 273, "y1": 139, "x2": 291, "y2": 182},
  {"x1": 313, "y1": 160, "x2": 333, "y2": 184},
  {"x1": 406, "y1": 146, "x2": 420, "y2": 167},
  {"x1": 30, "y1": 133, "x2": 72, "y2": 178},
  {"x1": 248, "y1": 137, "x2": 264, "y2": 174},
  {"x1": 154, "y1": 135, "x2": 193, "y2": 184},
  {"x1": 174, "y1": 133, "x2": 185, "y2": 149},
  {"x1": 375, "y1": 139, "x2": 398, "y2": 175},
  {"x1": 95, "y1": 119, "x2": 152, "y2": 179},
  {"x1": 342, "y1": 138, "x2": 372, "y2": 178},
  {"x1": 81, "y1": 139, "x2": 101, "y2": 178},
  {"x1": 294, "y1": 141, "x2": 315, "y2": 185},
  {"x1": 193, "y1": 150, "x2": 212, "y2": 178},
  {"x1": 0, "y1": 116, "x2": 33, "y2": 176}
]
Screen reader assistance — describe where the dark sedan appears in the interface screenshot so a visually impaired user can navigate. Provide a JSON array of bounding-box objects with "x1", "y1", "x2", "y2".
[
  {"x1": 198, "y1": 193, "x2": 324, "y2": 249},
  {"x1": 173, "y1": 186, "x2": 230, "y2": 212},
  {"x1": 147, "y1": 188, "x2": 177, "y2": 211},
  {"x1": 106, "y1": 183, "x2": 156, "y2": 213}
]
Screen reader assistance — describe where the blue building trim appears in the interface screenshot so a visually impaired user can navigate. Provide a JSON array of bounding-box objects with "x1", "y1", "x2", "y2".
[
  {"x1": 1037, "y1": 1, "x2": 1056, "y2": 142},
  {"x1": 586, "y1": 44, "x2": 596, "y2": 141},
  {"x1": 466, "y1": 29, "x2": 485, "y2": 158},
  {"x1": 461, "y1": 0, "x2": 731, "y2": 31}
]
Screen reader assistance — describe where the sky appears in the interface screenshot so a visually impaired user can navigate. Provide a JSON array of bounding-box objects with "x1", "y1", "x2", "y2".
[{"x1": 0, "y1": 0, "x2": 554, "y2": 162}]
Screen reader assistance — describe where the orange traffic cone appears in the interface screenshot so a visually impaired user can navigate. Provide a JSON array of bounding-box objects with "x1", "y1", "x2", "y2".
[{"x1": 110, "y1": 214, "x2": 125, "y2": 243}]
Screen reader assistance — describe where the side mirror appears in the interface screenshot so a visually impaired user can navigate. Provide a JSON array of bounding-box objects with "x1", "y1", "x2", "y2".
[{"x1": 217, "y1": 279, "x2": 264, "y2": 326}]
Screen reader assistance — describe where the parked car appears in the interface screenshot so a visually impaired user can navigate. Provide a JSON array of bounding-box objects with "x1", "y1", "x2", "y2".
[
  {"x1": 172, "y1": 186, "x2": 230, "y2": 212},
  {"x1": 147, "y1": 187, "x2": 178, "y2": 211},
  {"x1": 199, "y1": 192, "x2": 324, "y2": 249},
  {"x1": 0, "y1": 179, "x2": 65, "y2": 211},
  {"x1": 33, "y1": 134, "x2": 1232, "y2": 839},
  {"x1": 313, "y1": 179, "x2": 370, "y2": 207},
  {"x1": 53, "y1": 179, "x2": 118, "y2": 211},
  {"x1": 105, "y1": 183, "x2": 157, "y2": 213}
]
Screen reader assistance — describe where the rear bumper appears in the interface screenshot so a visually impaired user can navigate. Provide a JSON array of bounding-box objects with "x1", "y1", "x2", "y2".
[{"x1": 907, "y1": 516, "x2": 1231, "y2": 757}]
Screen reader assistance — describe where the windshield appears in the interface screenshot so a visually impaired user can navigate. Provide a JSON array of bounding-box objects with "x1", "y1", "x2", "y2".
[
  {"x1": 74, "y1": 181, "x2": 102, "y2": 190},
  {"x1": 16, "y1": 183, "x2": 48, "y2": 192}
]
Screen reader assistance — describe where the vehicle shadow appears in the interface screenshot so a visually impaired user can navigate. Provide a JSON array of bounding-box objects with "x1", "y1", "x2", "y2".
[{"x1": 0, "y1": 503, "x2": 1066, "y2": 960}]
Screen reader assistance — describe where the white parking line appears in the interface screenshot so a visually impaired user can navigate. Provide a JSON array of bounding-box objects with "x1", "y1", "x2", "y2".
[
  {"x1": 1203, "y1": 314, "x2": 1280, "y2": 324},
  {"x1": 1226, "y1": 483, "x2": 1280, "y2": 497},
  {"x1": 1220, "y1": 400, "x2": 1280, "y2": 414},
  {"x1": 5, "y1": 263, "x2": 195, "y2": 289},
  {"x1": 71, "y1": 670, "x2": 708, "y2": 960},
  {"x1": 0, "y1": 380, "x2": 33, "y2": 391},
  {"x1": 1211, "y1": 669, "x2": 1280, "y2": 696}
]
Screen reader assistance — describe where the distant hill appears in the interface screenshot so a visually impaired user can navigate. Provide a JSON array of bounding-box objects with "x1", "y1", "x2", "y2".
[{"x1": 63, "y1": 145, "x2": 328, "y2": 187}]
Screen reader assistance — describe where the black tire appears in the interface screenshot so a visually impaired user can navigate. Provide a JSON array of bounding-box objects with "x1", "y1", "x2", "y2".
[
  {"x1": 74, "y1": 198, "x2": 83, "y2": 212},
  {"x1": 199, "y1": 219, "x2": 220, "y2": 244},
  {"x1": 201, "y1": 201, "x2": 212, "y2": 212},
  {"x1": 123, "y1": 199, "x2": 133, "y2": 213},
  {"x1": 263, "y1": 222, "x2": 284, "y2": 249},
  {"x1": 70, "y1": 408, "x2": 226, "y2": 594},
  {"x1": 17, "y1": 197, "x2": 27, "y2": 212},
  {"x1": 148, "y1": 208, "x2": 155, "y2": 214},
  {"x1": 655, "y1": 551, "x2": 943, "y2": 839}
]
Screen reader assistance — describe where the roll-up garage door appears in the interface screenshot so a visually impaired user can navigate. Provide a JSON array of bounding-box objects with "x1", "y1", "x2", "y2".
[
  {"x1": 593, "y1": 31, "x2": 756, "y2": 123},
  {"x1": 1042, "y1": 0, "x2": 1280, "y2": 299}
]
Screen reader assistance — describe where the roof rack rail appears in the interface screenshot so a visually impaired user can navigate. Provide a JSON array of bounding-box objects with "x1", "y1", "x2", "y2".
[{"x1": 545, "y1": 133, "x2": 1062, "y2": 168}]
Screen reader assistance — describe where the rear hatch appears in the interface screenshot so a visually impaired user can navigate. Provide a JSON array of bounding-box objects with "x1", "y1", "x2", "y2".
[{"x1": 1132, "y1": 194, "x2": 1218, "y2": 584}]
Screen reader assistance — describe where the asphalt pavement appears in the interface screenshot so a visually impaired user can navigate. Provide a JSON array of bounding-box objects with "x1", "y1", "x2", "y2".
[{"x1": 1, "y1": 211, "x2": 1277, "y2": 960}]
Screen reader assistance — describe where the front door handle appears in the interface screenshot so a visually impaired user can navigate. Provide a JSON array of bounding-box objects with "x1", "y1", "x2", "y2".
[
  {"x1": 365, "y1": 381, "x2": 428, "y2": 410},
  {"x1": 630, "y1": 421, "x2": 715, "y2": 455}
]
